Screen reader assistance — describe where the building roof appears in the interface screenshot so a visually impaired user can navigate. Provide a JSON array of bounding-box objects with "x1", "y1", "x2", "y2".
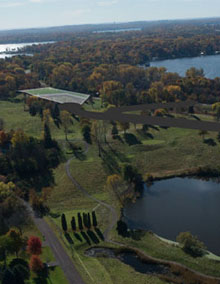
[{"x1": 19, "y1": 87, "x2": 90, "y2": 105}]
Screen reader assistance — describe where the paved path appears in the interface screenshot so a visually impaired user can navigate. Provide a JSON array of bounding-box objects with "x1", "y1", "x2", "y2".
[
  {"x1": 25, "y1": 202, "x2": 85, "y2": 284},
  {"x1": 60, "y1": 101, "x2": 220, "y2": 132}
]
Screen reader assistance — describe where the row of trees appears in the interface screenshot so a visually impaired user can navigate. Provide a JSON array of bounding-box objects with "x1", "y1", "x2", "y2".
[{"x1": 61, "y1": 211, "x2": 98, "y2": 232}]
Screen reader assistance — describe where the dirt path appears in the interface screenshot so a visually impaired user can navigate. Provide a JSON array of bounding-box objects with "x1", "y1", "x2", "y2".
[
  {"x1": 65, "y1": 141, "x2": 118, "y2": 240},
  {"x1": 25, "y1": 202, "x2": 85, "y2": 284}
]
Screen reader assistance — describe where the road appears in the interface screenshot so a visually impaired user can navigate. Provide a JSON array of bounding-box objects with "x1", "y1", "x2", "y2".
[
  {"x1": 60, "y1": 101, "x2": 220, "y2": 132},
  {"x1": 25, "y1": 202, "x2": 85, "y2": 284}
]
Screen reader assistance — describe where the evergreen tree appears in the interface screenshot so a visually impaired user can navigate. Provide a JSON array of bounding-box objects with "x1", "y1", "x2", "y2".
[
  {"x1": 2, "y1": 268, "x2": 16, "y2": 284},
  {"x1": 71, "y1": 216, "x2": 76, "y2": 231},
  {"x1": 43, "y1": 122, "x2": 53, "y2": 148},
  {"x1": 83, "y1": 213, "x2": 88, "y2": 228},
  {"x1": 87, "y1": 212, "x2": 91, "y2": 229},
  {"x1": 61, "y1": 213, "x2": 67, "y2": 232},
  {"x1": 53, "y1": 104, "x2": 60, "y2": 119},
  {"x1": 92, "y1": 211, "x2": 97, "y2": 227},
  {"x1": 116, "y1": 220, "x2": 129, "y2": 237},
  {"x1": 82, "y1": 125, "x2": 92, "y2": 144},
  {"x1": 77, "y1": 213, "x2": 83, "y2": 231}
]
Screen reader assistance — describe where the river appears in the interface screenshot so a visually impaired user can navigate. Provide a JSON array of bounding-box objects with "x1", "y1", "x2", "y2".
[
  {"x1": 124, "y1": 177, "x2": 220, "y2": 255},
  {"x1": 150, "y1": 54, "x2": 220, "y2": 79},
  {"x1": 0, "y1": 41, "x2": 54, "y2": 59}
]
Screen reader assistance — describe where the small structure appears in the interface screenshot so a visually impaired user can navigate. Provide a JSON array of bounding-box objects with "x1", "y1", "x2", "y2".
[{"x1": 19, "y1": 87, "x2": 90, "y2": 106}]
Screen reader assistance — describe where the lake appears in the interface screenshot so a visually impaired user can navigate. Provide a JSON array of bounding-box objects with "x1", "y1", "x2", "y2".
[
  {"x1": 93, "y1": 28, "x2": 142, "y2": 33},
  {"x1": 124, "y1": 177, "x2": 220, "y2": 255},
  {"x1": 0, "y1": 41, "x2": 54, "y2": 59},
  {"x1": 150, "y1": 55, "x2": 220, "y2": 79}
]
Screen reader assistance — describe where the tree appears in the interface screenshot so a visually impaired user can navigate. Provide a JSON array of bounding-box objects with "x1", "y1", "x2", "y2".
[
  {"x1": 83, "y1": 212, "x2": 88, "y2": 228},
  {"x1": 116, "y1": 220, "x2": 129, "y2": 237},
  {"x1": 111, "y1": 124, "x2": 118, "y2": 139},
  {"x1": 60, "y1": 110, "x2": 73, "y2": 141},
  {"x1": 11, "y1": 129, "x2": 29, "y2": 148},
  {"x1": 106, "y1": 174, "x2": 124, "y2": 203},
  {"x1": 77, "y1": 212, "x2": 83, "y2": 231},
  {"x1": 0, "y1": 118, "x2": 5, "y2": 131},
  {"x1": 71, "y1": 216, "x2": 76, "y2": 231},
  {"x1": 176, "y1": 231, "x2": 206, "y2": 256},
  {"x1": 212, "y1": 102, "x2": 220, "y2": 121},
  {"x1": 6, "y1": 229, "x2": 24, "y2": 257},
  {"x1": 43, "y1": 122, "x2": 53, "y2": 148},
  {"x1": 198, "y1": 130, "x2": 208, "y2": 141},
  {"x1": 81, "y1": 125, "x2": 92, "y2": 144},
  {"x1": 9, "y1": 258, "x2": 30, "y2": 283},
  {"x1": 153, "y1": 108, "x2": 168, "y2": 117},
  {"x1": 118, "y1": 122, "x2": 130, "y2": 134},
  {"x1": 29, "y1": 255, "x2": 43, "y2": 273},
  {"x1": 186, "y1": 67, "x2": 204, "y2": 78},
  {"x1": 91, "y1": 120, "x2": 105, "y2": 157},
  {"x1": 87, "y1": 213, "x2": 91, "y2": 229},
  {"x1": 122, "y1": 164, "x2": 137, "y2": 183},
  {"x1": 2, "y1": 268, "x2": 16, "y2": 284},
  {"x1": 27, "y1": 236, "x2": 42, "y2": 255},
  {"x1": 61, "y1": 214, "x2": 67, "y2": 232},
  {"x1": 52, "y1": 104, "x2": 60, "y2": 120},
  {"x1": 92, "y1": 211, "x2": 97, "y2": 227}
]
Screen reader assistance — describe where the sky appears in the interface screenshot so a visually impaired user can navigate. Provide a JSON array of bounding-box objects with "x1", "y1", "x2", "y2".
[{"x1": 0, "y1": 0, "x2": 220, "y2": 30}]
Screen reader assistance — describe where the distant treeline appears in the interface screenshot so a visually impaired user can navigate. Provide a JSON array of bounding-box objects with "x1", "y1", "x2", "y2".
[{"x1": 1, "y1": 20, "x2": 220, "y2": 104}]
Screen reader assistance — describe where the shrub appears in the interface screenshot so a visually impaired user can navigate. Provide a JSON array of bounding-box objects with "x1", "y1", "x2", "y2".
[{"x1": 176, "y1": 231, "x2": 206, "y2": 257}]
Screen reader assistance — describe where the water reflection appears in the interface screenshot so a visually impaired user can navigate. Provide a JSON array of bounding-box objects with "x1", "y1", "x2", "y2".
[{"x1": 124, "y1": 177, "x2": 220, "y2": 255}]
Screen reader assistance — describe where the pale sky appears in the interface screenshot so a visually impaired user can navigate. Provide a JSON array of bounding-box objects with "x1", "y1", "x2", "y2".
[{"x1": 0, "y1": 0, "x2": 220, "y2": 30}]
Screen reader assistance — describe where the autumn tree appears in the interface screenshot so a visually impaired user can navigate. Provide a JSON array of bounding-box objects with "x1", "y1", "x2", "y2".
[
  {"x1": 11, "y1": 129, "x2": 29, "y2": 148},
  {"x1": 27, "y1": 236, "x2": 42, "y2": 255},
  {"x1": 212, "y1": 102, "x2": 220, "y2": 121},
  {"x1": 186, "y1": 67, "x2": 204, "y2": 78},
  {"x1": 29, "y1": 255, "x2": 43, "y2": 274}
]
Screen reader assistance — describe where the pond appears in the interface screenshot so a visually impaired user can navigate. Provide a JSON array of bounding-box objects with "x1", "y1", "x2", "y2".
[
  {"x1": 85, "y1": 247, "x2": 170, "y2": 276},
  {"x1": 150, "y1": 54, "x2": 220, "y2": 79},
  {"x1": 124, "y1": 177, "x2": 220, "y2": 255}
]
